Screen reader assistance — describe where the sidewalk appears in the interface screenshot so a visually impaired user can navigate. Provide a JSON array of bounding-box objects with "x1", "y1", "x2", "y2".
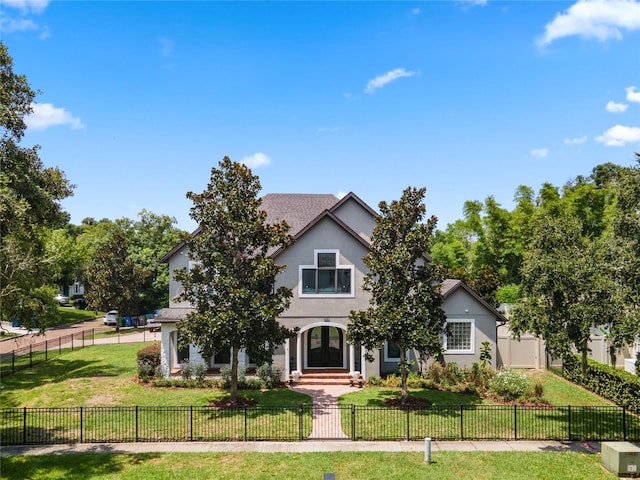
[{"x1": 1, "y1": 440, "x2": 597, "y2": 457}]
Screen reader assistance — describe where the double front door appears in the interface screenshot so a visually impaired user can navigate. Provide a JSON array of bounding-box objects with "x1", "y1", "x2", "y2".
[{"x1": 307, "y1": 326, "x2": 343, "y2": 368}]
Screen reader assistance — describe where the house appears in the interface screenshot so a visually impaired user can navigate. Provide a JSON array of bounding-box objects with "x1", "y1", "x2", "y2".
[{"x1": 155, "y1": 192, "x2": 507, "y2": 380}]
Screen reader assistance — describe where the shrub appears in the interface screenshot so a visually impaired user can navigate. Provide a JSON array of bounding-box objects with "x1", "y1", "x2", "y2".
[
  {"x1": 192, "y1": 361, "x2": 208, "y2": 381},
  {"x1": 136, "y1": 343, "x2": 161, "y2": 381},
  {"x1": 489, "y1": 368, "x2": 531, "y2": 402},
  {"x1": 366, "y1": 375, "x2": 383, "y2": 386},
  {"x1": 180, "y1": 359, "x2": 193, "y2": 380},
  {"x1": 152, "y1": 378, "x2": 218, "y2": 388},
  {"x1": 257, "y1": 363, "x2": 282, "y2": 388},
  {"x1": 220, "y1": 364, "x2": 247, "y2": 389},
  {"x1": 563, "y1": 354, "x2": 640, "y2": 412},
  {"x1": 427, "y1": 362, "x2": 444, "y2": 384}
]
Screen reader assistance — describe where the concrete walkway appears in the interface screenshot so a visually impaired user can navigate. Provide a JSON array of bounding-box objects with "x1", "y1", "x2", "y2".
[
  {"x1": 291, "y1": 384, "x2": 360, "y2": 439},
  {"x1": 1, "y1": 440, "x2": 600, "y2": 456}
]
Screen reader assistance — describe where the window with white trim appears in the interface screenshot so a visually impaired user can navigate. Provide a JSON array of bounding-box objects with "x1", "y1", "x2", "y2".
[
  {"x1": 444, "y1": 319, "x2": 475, "y2": 354},
  {"x1": 383, "y1": 340, "x2": 401, "y2": 362},
  {"x1": 299, "y1": 250, "x2": 354, "y2": 297}
]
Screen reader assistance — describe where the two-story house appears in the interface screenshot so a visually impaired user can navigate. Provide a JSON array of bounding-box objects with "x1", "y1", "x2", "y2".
[{"x1": 154, "y1": 192, "x2": 507, "y2": 381}]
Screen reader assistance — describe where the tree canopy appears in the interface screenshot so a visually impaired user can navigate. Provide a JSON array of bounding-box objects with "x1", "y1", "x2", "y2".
[
  {"x1": 0, "y1": 41, "x2": 73, "y2": 331},
  {"x1": 348, "y1": 186, "x2": 446, "y2": 404},
  {"x1": 174, "y1": 157, "x2": 295, "y2": 402}
]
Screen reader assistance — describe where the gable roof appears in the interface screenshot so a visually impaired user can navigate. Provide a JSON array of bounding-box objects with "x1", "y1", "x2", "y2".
[
  {"x1": 261, "y1": 193, "x2": 338, "y2": 236},
  {"x1": 441, "y1": 278, "x2": 508, "y2": 324}
]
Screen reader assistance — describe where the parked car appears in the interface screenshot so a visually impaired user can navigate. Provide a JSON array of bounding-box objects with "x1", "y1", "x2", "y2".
[
  {"x1": 73, "y1": 297, "x2": 87, "y2": 310},
  {"x1": 104, "y1": 310, "x2": 118, "y2": 326},
  {"x1": 55, "y1": 293, "x2": 69, "y2": 306}
]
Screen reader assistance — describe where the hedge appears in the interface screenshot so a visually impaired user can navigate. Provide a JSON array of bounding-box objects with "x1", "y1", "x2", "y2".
[{"x1": 562, "y1": 354, "x2": 640, "y2": 413}]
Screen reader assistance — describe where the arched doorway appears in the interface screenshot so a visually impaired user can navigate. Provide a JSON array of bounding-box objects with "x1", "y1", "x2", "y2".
[{"x1": 307, "y1": 326, "x2": 343, "y2": 368}]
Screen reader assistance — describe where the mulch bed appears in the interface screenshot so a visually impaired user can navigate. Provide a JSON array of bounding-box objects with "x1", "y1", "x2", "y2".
[{"x1": 384, "y1": 396, "x2": 433, "y2": 410}]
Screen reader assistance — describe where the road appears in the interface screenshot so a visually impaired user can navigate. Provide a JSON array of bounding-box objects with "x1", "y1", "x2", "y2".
[{"x1": 0, "y1": 315, "x2": 159, "y2": 354}]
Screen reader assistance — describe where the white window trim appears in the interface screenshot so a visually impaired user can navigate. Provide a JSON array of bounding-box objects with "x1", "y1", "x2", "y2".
[
  {"x1": 444, "y1": 319, "x2": 475, "y2": 354},
  {"x1": 299, "y1": 249, "x2": 355, "y2": 298}
]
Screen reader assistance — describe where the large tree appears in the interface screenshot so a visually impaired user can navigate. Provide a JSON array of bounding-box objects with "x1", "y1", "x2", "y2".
[
  {"x1": 117, "y1": 210, "x2": 184, "y2": 312},
  {"x1": 348, "y1": 187, "x2": 447, "y2": 405},
  {"x1": 83, "y1": 229, "x2": 149, "y2": 319},
  {"x1": 0, "y1": 41, "x2": 73, "y2": 331},
  {"x1": 510, "y1": 211, "x2": 621, "y2": 376},
  {"x1": 174, "y1": 157, "x2": 295, "y2": 402}
]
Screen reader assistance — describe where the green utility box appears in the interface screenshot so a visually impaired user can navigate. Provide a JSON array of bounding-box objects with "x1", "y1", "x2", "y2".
[{"x1": 601, "y1": 442, "x2": 640, "y2": 477}]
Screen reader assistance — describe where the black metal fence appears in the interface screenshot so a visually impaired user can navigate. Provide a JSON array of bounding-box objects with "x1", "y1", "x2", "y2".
[
  {"x1": 0, "y1": 330, "x2": 97, "y2": 377},
  {"x1": 2, "y1": 404, "x2": 639, "y2": 445}
]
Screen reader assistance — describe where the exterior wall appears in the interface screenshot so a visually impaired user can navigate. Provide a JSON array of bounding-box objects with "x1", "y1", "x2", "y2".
[
  {"x1": 331, "y1": 198, "x2": 376, "y2": 239},
  {"x1": 167, "y1": 247, "x2": 191, "y2": 308},
  {"x1": 440, "y1": 289, "x2": 498, "y2": 369},
  {"x1": 276, "y1": 216, "x2": 372, "y2": 323}
]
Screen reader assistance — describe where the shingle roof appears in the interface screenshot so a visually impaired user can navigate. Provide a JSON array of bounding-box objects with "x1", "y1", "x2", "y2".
[
  {"x1": 260, "y1": 193, "x2": 338, "y2": 236},
  {"x1": 440, "y1": 278, "x2": 508, "y2": 324}
]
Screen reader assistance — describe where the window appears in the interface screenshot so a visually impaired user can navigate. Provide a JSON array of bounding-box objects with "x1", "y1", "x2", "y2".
[
  {"x1": 299, "y1": 250, "x2": 354, "y2": 297},
  {"x1": 444, "y1": 319, "x2": 475, "y2": 354},
  {"x1": 384, "y1": 340, "x2": 401, "y2": 362}
]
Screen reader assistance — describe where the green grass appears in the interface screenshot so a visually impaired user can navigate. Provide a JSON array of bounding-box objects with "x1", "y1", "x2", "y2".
[
  {"x1": 532, "y1": 370, "x2": 614, "y2": 406},
  {"x1": 0, "y1": 451, "x2": 617, "y2": 480},
  {"x1": 57, "y1": 307, "x2": 103, "y2": 326}
]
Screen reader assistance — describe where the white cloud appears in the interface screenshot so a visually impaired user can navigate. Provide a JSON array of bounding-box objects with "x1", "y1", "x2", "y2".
[
  {"x1": 0, "y1": 17, "x2": 37, "y2": 33},
  {"x1": 537, "y1": 0, "x2": 640, "y2": 47},
  {"x1": 336, "y1": 191, "x2": 347, "y2": 199},
  {"x1": 595, "y1": 124, "x2": 640, "y2": 146},
  {"x1": 25, "y1": 103, "x2": 84, "y2": 130},
  {"x1": 606, "y1": 100, "x2": 628, "y2": 112},
  {"x1": 530, "y1": 148, "x2": 549, "y2": 158},
  {"x1": 564, "y1": 136, "x2": 588, "y2": 144},
  {"x1": 240, "y1": 152, "x2": 271, "y2": 169},
  {"x1": 365, "y1": 68, "x2": 416, "y2": 94},
  {"x1": 626, "y1": 86, "x2": 640, "y2": 102},
  {"x1": 410, "y1": 8, "x2": 421, "y2": 16},
  {"x1": 1, "y1": 0, "x2": 49, "y2": 13}
]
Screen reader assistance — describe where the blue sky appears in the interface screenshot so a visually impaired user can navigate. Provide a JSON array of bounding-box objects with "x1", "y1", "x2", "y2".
[{"x1": 2, "y1": 0, "x2": 640, "y2": 233}]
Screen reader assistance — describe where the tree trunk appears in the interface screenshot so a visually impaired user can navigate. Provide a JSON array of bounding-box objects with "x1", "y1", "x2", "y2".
[
  {"x1": 400, "y1": 349, "x2": 408, "y2": 406},
  {"x1": 230, "y1": 345, "x2": 239, "y2": 403},
  {"x1": 580, "y1": 338, "x2": 589, "y2": 378}
]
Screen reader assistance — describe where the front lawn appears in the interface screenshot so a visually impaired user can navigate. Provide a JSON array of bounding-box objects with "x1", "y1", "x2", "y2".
[
  {"x1": 0, "y1": 343, "x2": 310, "y2": 408},
  {"x1": 1, "y1": 451, "x2": 617, "y2": 480},
  {"x1": 57, "y1": 307, "x2": 103, "y2": 326}
]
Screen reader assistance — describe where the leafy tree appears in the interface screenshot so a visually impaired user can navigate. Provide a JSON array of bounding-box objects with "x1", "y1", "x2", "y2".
[
  {"x1": 510, "y1": 212, "x2": 621, "y2": 376},
  {"x1": 117, "y1": 210, "x2": 184, "y2": 312},
  {"x1": 348, "y1": 187, "x2": 447, "y2": 405},
  {"x1": 0, "y1": 41, "x2": 73, "y2": 331},
  {"x1": 83, "y1": 229, "x2": 149, "y2": 320},
  {"x1": 174, "y1": 157, "x2": 295, "y2": 402}
]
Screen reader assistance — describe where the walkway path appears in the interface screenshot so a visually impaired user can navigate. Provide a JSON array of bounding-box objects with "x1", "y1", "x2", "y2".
[{"x1": 290, "y1": 385, "x2": 360, "y2": 439}]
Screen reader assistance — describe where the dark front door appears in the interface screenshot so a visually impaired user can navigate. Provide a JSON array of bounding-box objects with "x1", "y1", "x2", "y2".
[{"x1": 307, "y1": 326, "x2": 343, "y2": 367}]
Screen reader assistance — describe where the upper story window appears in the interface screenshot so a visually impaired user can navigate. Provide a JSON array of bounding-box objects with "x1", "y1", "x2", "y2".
[{"x1": 299, "y1": 249, "x2": 354, "y2": 298}]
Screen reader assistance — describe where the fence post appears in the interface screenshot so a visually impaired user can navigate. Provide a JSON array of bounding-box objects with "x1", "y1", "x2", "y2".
[
  {"x1": 351, "y1": 405, "x2": 356, "y2": 440},
  {"x1": 45, "y1": 340, "x2": 48, "y2": 361},
  {"x1": 71, "y1": 335, "x2": 74, "y2": 351},
  {"x1": 623, "y1": 406, "x2": 627, "y2": 441},
  {"x1": 460, "y1": 405, "x2": 464, "y2": 440},
  {"x1": 298, "y1": 404, "x2": 304, "y2": 441},
  {"x1": 29, "y1": 345, "x2": 32, "y2": 368},
  {"x1": 514, "y1": 404, "x2": 517, "y2": 440},
  {"x1": 80, "y1": 406, "x2": 83, "y2": 443},
  {"x1": 59, "y1": 337, "x2": 62, "y2": 355},
  {"x1": 406, "y1": 406, "x2": 410, "y2": 441},
  {"x1": 190, "y1": 406, "x2": 194, "y2": 441},
  {"x1": 244, "y1": 405, "x2": 248, "y2": 441},
  {"x1": 135, "y1": 406, "x2": 139, "y2": 442},
  {"x1": 567, "y1": 405, "x2": 571, "y2": 441},
  {"x1": 82, "y1": 330, "x2": 85, "y2": 349},
  {"x1": 12, "y1": 351, "x2": 15, "y2": 374}
]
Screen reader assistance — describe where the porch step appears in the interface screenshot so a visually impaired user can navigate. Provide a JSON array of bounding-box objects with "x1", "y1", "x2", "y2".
[{"x1": 294, "y1": 371, "x2": 360, "y2": 386}]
